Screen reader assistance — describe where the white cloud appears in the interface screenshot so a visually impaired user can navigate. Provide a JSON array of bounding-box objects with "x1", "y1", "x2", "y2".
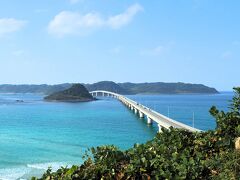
[
  {"x1": 48, "y1": 11, "x2": 104, "y2": 37},
  {"x1": 0, "y1": 18, "x2": 27, "y2": 37},
  {"x1": 48, "y1": 3, "x2": 143, "y2": 37},
  {"x1": 107, "y1": 3, "x2": 143, "y2": 29}
]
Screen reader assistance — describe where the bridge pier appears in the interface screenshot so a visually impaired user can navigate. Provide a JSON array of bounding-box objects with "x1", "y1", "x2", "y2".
[
  {"x1": 89, "y1": 90, "x2": 200, "y2": 133},
  {"x1": 139, "y1": 111, "x2": 144, "y2": 118},
  {"x1": 134, "y1": 108, "x2": 138, "y2": 114},
  {"x1": 147, "y1": 116, "x2": 152, "y2": 125},
  {"x1": 158, "y1": 124, "x2": 162, "y2": 132},
  {"x1": 131, "y1": 106, "x2": 134, "y2": 111}
]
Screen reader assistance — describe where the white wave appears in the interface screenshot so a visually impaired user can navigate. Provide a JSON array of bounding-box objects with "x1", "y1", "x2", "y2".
[
  {"x1": 0, "y1": 162, "x2": 71, "y2": 180},
  {"x1": 0, "y1": 167, "x2": 29, "y2": 180},
  {"x1": 27, "y1": 162, "x2": 71, "y2": 171}
]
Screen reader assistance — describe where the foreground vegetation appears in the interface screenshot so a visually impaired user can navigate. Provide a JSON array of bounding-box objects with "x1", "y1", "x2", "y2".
[{"x1": 34, "y1": 88, "x2": 240, "y2": 180}]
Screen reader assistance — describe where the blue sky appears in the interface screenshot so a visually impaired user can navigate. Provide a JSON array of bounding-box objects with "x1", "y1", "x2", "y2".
[{"x1": 0, "y1": 0, "x2": 239, "y2": 91}]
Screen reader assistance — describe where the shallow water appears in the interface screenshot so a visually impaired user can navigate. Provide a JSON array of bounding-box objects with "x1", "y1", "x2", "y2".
[{"x1": 0, "y1": 92, "x2": 233, "y2": 179}]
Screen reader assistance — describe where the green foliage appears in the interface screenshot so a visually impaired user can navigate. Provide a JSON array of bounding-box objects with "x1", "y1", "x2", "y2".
[
  {"x1": 210, "y1": 87, "x2": 240, "y2": 148},
  {"x1": 0, "y1": 81, "x2": 218, "y2": 95},
  {"x1": 44, "y1": 84, "x2": 94, "y2": 101},
  {"x1": 35, "y1": 87, "x2": 240, "y2": 180},
  {"x1": 118, "y1": 82, "x2": 218, "y2": 94},
  {"x1": 0, "y1": 84, "x2": 72, "y2": 94},
  {"x1": 86, "y1": 81, "x2": 130, "y2": 94}
]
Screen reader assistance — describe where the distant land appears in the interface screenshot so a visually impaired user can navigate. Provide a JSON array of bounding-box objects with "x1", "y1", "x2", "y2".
[
  {"x1": 0, "y1": 81, "x2": 218, "y2": 95},
  {"x1": 44, "y1": 84, "x2": 94, "y2": 102}
]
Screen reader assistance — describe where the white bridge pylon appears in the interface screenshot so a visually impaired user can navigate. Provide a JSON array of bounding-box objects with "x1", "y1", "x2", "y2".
[{"x1": 90, "y1": 90, "x2": 201, "y2": 132}]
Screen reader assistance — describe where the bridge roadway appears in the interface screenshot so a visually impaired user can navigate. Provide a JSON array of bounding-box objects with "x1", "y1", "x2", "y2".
[{"x1": 90, "y1": 90, "x2": 201, "y2": 132}]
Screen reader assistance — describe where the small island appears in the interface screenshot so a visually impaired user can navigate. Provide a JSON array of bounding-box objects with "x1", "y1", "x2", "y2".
[{"x1": 44, "y1": 84, "x2": 95, "y2": 102}]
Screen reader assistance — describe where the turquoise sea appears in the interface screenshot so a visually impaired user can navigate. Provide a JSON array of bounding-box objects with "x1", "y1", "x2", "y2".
[{"x1": 0, "y1": 92, "x2": 233, "y2": 179}]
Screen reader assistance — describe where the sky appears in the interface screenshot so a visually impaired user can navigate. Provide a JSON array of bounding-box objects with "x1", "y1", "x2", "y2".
[{"x1": 0, "y1": 0, "x2": 239, "y2": 91}]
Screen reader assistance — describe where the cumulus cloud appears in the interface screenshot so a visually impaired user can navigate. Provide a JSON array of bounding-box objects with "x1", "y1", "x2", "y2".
[
  {"x1": 48, "y1": 11, "x2": 104, "y2": 37},
  {"x1": 48, "y1": 3, "x2": 143, "y2": 37},
  {"x1": 0, "y1": 18, "x2": 27, "y2": 37},
  {"x1": 107, "y1": 3, "x2": 143, "y2": 29}
]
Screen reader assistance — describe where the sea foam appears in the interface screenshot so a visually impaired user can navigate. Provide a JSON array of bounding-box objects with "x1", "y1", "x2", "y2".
[
  {"x1": 0, "y1": 167, "x2": 29, "y2": 180},
  {"x1": 0, "y1": 162, "x2": 71, "y2": 180},
  {"x1": 27, "y1": 162, "x2": 71, "y2": 171}
]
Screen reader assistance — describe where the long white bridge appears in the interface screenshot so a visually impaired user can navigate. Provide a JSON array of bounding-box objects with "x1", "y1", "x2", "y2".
[{"x1": 90, "y1": 90, "x2": 201, "y2": 132}]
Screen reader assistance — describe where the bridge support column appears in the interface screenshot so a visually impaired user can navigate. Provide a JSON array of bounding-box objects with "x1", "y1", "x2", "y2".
[
  {"x1": 102, "y1": 92, "x2": 104, "y2": 97},
  {"x1": 147, "y1": 116, "x2": 152, "y2": 125},
  {"x1": 134, "y1": 108, "x2": 138, "y2": 114},
  {"x1": 139, "y1": 111, "x2": 144, "y2": 118},
  {"x1": 158, "y1": 124, "x2": 162, "y2": 132},
  {"x1": 131, "y1": 106, "x2": 134, "y2": 111}
]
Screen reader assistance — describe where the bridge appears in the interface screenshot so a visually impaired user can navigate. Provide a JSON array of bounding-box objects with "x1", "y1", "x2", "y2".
[{"x1": 90, "y1": 90, "x2": 201, "y2": 132}]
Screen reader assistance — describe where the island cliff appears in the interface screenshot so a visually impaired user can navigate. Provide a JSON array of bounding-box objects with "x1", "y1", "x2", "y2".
[{"x1": 44, "y1": 84, "x2": 94, "y2": 102}]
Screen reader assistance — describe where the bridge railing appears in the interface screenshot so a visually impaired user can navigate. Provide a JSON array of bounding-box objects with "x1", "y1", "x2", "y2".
[{"x1": 90, "y1": 90, "x2": 201, "y2": 132}]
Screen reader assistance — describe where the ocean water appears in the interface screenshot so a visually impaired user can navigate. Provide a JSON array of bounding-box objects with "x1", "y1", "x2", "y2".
[
  {"x1": 0, "y1": 92, "x2": 233, "y2": 179},
  {"x1": 128, "y1": 92, "x2": 233, "y2": 130}
]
